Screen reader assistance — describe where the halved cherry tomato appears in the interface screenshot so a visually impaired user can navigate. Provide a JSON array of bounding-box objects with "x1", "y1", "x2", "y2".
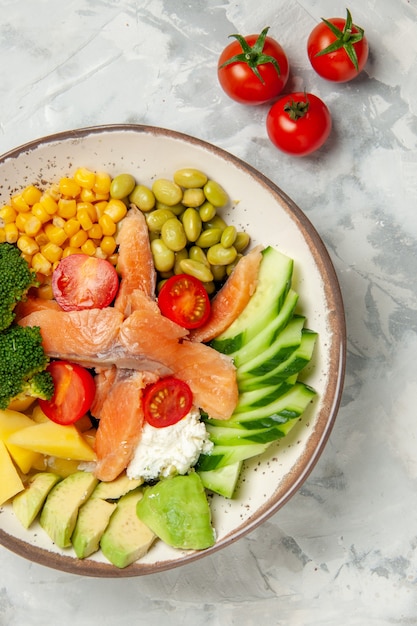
[
  {"x1": 39, "y1": 361, "x2": 96, "y2": 425},
  {"x1": 52, "y1": 254, "x2": 119, "y2": 311},
  {"x1": 158, "y1": 274, "x2": 211, "y2": 329},
  {"x1": 143, "y1": 377, "x2": 193, "y2": 428}
]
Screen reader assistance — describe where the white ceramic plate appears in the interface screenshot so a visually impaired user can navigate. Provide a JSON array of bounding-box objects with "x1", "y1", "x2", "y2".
[{"x1": 0, "y1": 125, "x2": 346, "y2": 577}]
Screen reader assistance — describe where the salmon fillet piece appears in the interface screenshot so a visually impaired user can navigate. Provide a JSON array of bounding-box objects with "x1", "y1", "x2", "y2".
[
  {"x1": 114, "y1": 207, "x2": 156, "y2": 315},
  {"x1": 93, "y1": 369, "x2": 158, "y2": 482}
]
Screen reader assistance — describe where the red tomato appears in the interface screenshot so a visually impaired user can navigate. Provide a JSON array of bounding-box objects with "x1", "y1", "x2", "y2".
[
  {"x1": 266, "y1": 92, "x2": 332, "y2": 157},
  {"x1": 158, "y1": 274, "x2": 211, "y2": 329},
  {"x1": 39, "y1": 361, "x2": 96, "y2": 425},
  {"x1": 52, "y1": 254, "x2": 119, "y2": 311},
  {"x1": 143, "y1": 377, "x2": 193, "y2": 428},
  {"x1": 218, "y1": 26, "x2": 289, "y2": 105},
  {"x1": 307, "y1": 9, "x2": 368, "y2": 82}
]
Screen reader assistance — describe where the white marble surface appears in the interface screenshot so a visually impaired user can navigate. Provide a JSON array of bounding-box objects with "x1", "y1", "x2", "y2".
[{"x1": 1, "y1": 0, "x2": 416, "y2": 624}]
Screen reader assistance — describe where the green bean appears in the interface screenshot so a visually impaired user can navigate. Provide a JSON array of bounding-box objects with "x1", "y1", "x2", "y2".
[
  {"x1": 226, "y1": 253, "x2": 243, "y2": 276},
  {"x1": 195, "y1": 228, "x2": 222, "y2": 249},
  {"x1": 155, "y1": 201, "x2": 184, "y2": 216},
  {"x1": 199, "y1": 201, "x2": 217, "y2": 222},
  {"x1": 188, "y1": 245, "x2": 209, "y2": 267},
  {"x1": 182, "y1": 188, "x2": 205, "y2": 208},
  {"x1": 179, "y1": 258, "x2": 214, "y2": 283},
  {"x1": 174, "y1": 248, "x2": 188, "y2": 274},
  {"x1": 221, "y1": 225, "x2": 237, "y2": 248},
  {"x1": 161, "y1": 217, "x2": 187, "y2": 252},
  {"x1": 207, "y1": 243, "x2": 237, "y2": 266},
  {"x1": 150, "y1": 238, "x2": 175, "y2": 272},
  {"x1": 204, "y1": 215, "x2": 227, "y2": 232},
  {"x1": 110, "y1": 173, "x2": 136, "y2": 199},
  {"x1": 173, "y1": 168, "x2": 208, "y2": 189},
  {"x1": 152, "y1": 179, "x2": 183, "y2": 206},
  {"x1": 234, "y1": 231, "x2": 250, "y2": 253},
  {"x1": 203, "y1": 180, "x2": 228, "y2": 207},
  {"x1": 182, "y1": 208, "x2": 202, "y2": 242},
  {"x1": 129, "y1": 184, "x2": 155, "y2": 212},
  {"x1": 210, "y1": 263, "x2": 226, "y2": 282},
  {"x1": 146, "y1": 208, "x2": 176, "y2": 233}
]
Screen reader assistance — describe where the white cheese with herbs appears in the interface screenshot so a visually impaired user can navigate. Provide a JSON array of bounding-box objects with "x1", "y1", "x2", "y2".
[{"x1": 126, "y1": 408, "x2": 213, "y2": 482}]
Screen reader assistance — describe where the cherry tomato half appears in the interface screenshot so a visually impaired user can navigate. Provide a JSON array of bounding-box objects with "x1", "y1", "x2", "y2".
[
  {"x1": 52, "y1": 254, "x2": 119, "y2": 311},
  {"x1": 39, "y1": 361, "x2": 96, "y2": 425},
  {"x1": 158, "y1": 274, "x2": 211, "y2": 329},
  {"x1": 143, "y1": 376, "x2": 193, "y2": 428},
  {"x1": 218, "y1": 26, "x2": 289, "y2": 105},
  {"x1": 307, "y1": 9, "x2": 369, "y2": 83},
  {"x1": 266, "y1": 92, "x2": 332, "y2": 157}
]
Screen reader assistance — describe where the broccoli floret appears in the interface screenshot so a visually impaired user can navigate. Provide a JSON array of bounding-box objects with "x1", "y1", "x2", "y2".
[
  {"x1": 0, "y1": 242, "x2": 39, "y2": 332},
  {"x1": 0, "y1": 324, "x2": 54, "y2": 410}
]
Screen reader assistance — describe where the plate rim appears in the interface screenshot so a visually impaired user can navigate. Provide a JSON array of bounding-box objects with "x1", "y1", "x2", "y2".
[{"x1": 0, "y1": 123, "x2": 346, "y2": 577}]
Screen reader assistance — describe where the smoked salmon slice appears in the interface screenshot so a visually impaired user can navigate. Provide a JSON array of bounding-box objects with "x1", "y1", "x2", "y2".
[
  {"x1": 118, "y1": 290, "x2": 238, "y2": 420},
  {"x1": 114, "y1": 206, "x2": 156, "y2": 315},
  {"x1": 189, "y1": 246, "x2": 263, "y2": 343},
  {"x1": 18, "y1": 307, "x2": 124, "y2": 363},
  {"x1": 93, "y1": 369, "x2": 158, "y2": 482}
]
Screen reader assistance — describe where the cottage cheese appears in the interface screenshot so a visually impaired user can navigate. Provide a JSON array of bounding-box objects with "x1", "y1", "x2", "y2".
[{"x1": 126, "y1": 408, "x2": 213, "y2": 482}]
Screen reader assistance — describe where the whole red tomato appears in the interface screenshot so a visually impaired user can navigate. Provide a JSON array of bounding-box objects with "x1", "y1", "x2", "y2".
[
  {"x1": 218, "y1": 26, "x2": 289, "y2": 105},
  {"x1": 266, "y1": 92, "x2": 332, "y2": 156},
  {"x1": 307, "y1": 8, "x2": 368, "y2": 82}
]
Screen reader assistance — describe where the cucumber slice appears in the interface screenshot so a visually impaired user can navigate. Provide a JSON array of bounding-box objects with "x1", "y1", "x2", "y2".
[
  {"x1": 234, "y1": 377, "x2": 297, "y2": 413},
  {"x1": 231, "y1": 382, "x2": 316, "y2": 429},
  {"x1": 238, "y1": 330, "x2": 318, "y2": 391},
  {"x1": 197, "y1": 441, "x2": 271, "y2": 472},
  {"x1": 236, "y1": 315, "x2": 306, "y2": 378},
  {"x1": 205, "y1": 423, "x2": 291, "y2": 445},
  {"x1": 231, "y1": 289, "x2": 299, "y2": 367},
  {"x1": 198, "y1": 462, "x2": 243, "y2": 498},
  {"x1": 210, "y1": 246, "x2": 293, "y2": 354}
]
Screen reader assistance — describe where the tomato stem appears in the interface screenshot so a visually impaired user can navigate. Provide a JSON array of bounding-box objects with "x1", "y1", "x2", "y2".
[
  {"x1": 283, "y1": 95, "x2": 310, "y2": 121},
  {"x1": 314, "y1": 8, "x2": 364, "y2": 71},
  {"x1": 219, "y1": 26, "x2": 281, "y2": 84}
]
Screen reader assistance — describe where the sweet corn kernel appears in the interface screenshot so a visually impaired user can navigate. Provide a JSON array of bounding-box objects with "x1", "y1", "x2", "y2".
[
  {"x1": 37, "y1": 282, "x2": 54, "y2": 299},
  {"x1": 74, "y1": 167, "x2": 96, "y2": 190},
  {"x1": 17, "y1": 235, "x2": 39, "y2": 255},
  {"x1": 104, "y1": 199, "x2": 127, "y2": 222},
  {"x1": 57, "y1": 198, "x2": 77, "y2": 219},
  {"x1": 81, "y1": 239, "x2": 96, "y2": 256},
  {"x1": 52, "y1": 216, "x2": 66, "y2": 229},
  {"x1": 88, "y1": 224, "x2": 102, "y2": 240},
  {"x1": 107, "y1": 252, "x2": 118, "y2": 266},
  {"x1": 11, "y1": 194, "x2": 30, "y2": 212},
  {"x1": 100, "y1": 236, "x2": 117, "y2": 256},
  {"x1": 59, "y1": 177, "x2": 81, "y2": 198},
  {"x1": 0, "y1": 228, "x2": 6, "y2": 243},
  {"x1": 21, "y1": 252, "x2": 33, "y2": 266},
  {"x1": 62, "y1": 246, "x2": 81, "y2": 258},
  {"x1": 0, "y1": 205, "x2": 17, "y2": 224},
  {"x1": 23, "y1": 215, "x2": 42, "y2": 237},
  {"x1": 35, "y1": 230, "x2": 49, "y2": 247},
  {"x1": 22, "y1": 185, "x2": 42, "y2": 206},
  {"x1": 41, "y1": 242, "x2": 63, "y2": 264},
  {"x1": 31, "y1": 202, "x2": 51, "y2": 224},
  {"x1": 94, "y1": 201, "x2": 108, "y2": 219},
  {"x1": 77, "y1": 208, "x2": 94, "y2": 231},
  {"x1": 15, "y1": 212, "x2": 32, "y2": 232},
  {"x1": 40, "y1": 193, "x2": 58, "y2": 215},
  {"x1": 94, "y1": 247, "x2": 107, "y2": 259},
  {"x1": 44, "y1": 223, "x2": 68, "y2": 246},
  {"x1": 5, "y1": 223, "x2": 19, "y2": 243},
  {"x1": 31, "y1": 252, "x2": 52, "y2": 275},
  {"x1": 47, "y1": 183, "x2": 61, "y2": 201},
  {"x1": 64, "y1": 218, "x2": 81, "y2": 238},
  {"x1": 70, "y1": 229, "x2": 88, "y2": 248},
  {"x1": 93, "y1": 172, "x2": 111, "y2": 195},
  {"x1": 80, "y1": 187, "x2": 96, "y2": 203},
  {"x1": 98, "y1": 213, "x2": 117, "y2": 236}
]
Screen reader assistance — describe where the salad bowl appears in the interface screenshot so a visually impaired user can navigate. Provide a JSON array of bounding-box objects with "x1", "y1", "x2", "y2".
[{"x1": 0, "y1": 124, "x2": 346, "y2": 577}]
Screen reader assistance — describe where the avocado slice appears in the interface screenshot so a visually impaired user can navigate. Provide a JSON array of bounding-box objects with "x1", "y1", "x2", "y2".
[
  {"x1": 13, "y1": 472, "x2": 61, "y2": 529},
  {"x1": 71, "y1": 474, "x2": 144, "y2": 559},
  {"x1": 39, "y1": 471, "x2": 98, "y2": 548},
  {"x1": 136, "y1": 472, "x2": 216, "y2": 550},
  {"x1": 100, "y1": 488, "x2": 156, "y2": 569}
]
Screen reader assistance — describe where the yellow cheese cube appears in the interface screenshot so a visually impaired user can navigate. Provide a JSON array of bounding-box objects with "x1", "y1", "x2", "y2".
[{"x1": 0, "y1": 440, "x2": 24, "y2": 505}]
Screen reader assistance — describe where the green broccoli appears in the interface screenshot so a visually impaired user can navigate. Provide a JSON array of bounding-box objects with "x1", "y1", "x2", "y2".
[
  {"x1": 0, "y1": 242, "x2": 39, "y2": 332},
  {"x1": 0, "y1": 324, "x2": 54, "y2": 410}
]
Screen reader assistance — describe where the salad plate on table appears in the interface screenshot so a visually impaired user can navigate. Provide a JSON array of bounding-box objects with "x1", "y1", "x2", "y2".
[{"x1": 0, "y1": 124, "x2": 346, "y2": 577}]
